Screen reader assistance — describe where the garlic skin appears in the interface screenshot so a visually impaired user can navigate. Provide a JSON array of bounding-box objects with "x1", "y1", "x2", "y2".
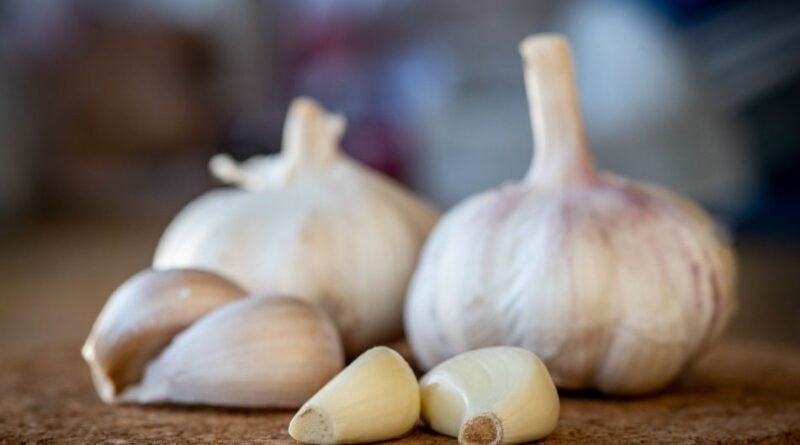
[
  {"x1": 420, "y1": 347, "x2": 559, "y2": 444},
  {"x1": 81, "y1": 268, "x2": 247, "y2": 403},
  {"x1": 154, "y1": 97, "x2": 440, "y2": 357},
  {"x1": 120, "y1": 296, "x2": 344, "y2": 408},
  {"x1": 289, "y1": 346, "x2": 420, "y2": 444},
  {"x1": 405, "y1": 34, "x2": 736, "y2": 395}
]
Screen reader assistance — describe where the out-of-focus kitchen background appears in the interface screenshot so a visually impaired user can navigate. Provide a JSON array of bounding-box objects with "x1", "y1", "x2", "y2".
[{"x1": 1, "y1": 0, "x2": 798, "y2": 357}]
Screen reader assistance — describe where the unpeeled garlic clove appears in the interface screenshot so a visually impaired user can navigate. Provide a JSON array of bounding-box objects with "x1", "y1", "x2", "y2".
[
  {"x1": 120, "y1": 296, "x2": 344, "y2": 408},
  {"x1": 420, "y1": 347, "x2": 559, "y2": 445},
  {"x1": 289, "y1": 346, "x2": 420, "y2": 444},
  {"x1": 81, "y1": 268, "x2": 247, "y2": 403}
]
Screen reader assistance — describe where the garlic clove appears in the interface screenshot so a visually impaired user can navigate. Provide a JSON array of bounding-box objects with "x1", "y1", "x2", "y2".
[
  {"x1": 289, "y1": 346, "x2": 420, "y2": 444},
  {"x1": 81, "y1": 268, "x2": 247, "y2": 403},
  {"x1": 419, "y1": 347, "x2": 559, "y2": 445},
  {"x1": 154, "y1": 97, "x2": 440, "y2": 358},
  {"x1": 119, "y1": 296, "x2": 344, "y2": 408}
]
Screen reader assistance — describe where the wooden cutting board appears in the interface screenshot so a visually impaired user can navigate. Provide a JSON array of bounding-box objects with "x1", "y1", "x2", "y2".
[{"x1": 1, "y1": 338, "x2": 798, "y2": 444}]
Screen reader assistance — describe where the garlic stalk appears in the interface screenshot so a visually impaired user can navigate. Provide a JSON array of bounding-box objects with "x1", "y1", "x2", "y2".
[
  {"x1": 120, "y1": 296, "x2": 344, "y2": 408},
  {"x1": 81, "y1": 269, "x2": 247, "y2": 403},
  {"x1": 289, "y1": 346, "x2": 420, "y2": 444},
  {"x1": 420, "y1": 347, "x2": 559, "y2": 444},
  {"x1": 405, "y1": 34, "x2": 736, "y2": 395},
  {"x1": 154, "y1": 97, "x2": 440, "y2": 357}
]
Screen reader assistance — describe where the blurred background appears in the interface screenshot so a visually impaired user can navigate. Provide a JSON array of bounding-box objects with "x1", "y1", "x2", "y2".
[{"x1": 0, "y1": 0, "x2": 798, "y2": 356}]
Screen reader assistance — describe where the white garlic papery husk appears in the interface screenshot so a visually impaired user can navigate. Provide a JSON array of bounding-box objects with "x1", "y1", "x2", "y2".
[
  {"x1": 120, "y1": 296, "x2": 344, "y2": 408},
  {"x1": 405, "y1": 34, "x2": 736, "y2": 395},
  {"x1": 82, "y1": 268, "x2": 248, "y2": 403},
  {"x1": 154, "y1": 97, "x2": 440, "y2": 357}
]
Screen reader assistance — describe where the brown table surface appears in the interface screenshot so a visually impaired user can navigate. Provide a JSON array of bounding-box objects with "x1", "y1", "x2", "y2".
[{"x1": 1, "y1": 338, "x2": 799, "y2": 445}]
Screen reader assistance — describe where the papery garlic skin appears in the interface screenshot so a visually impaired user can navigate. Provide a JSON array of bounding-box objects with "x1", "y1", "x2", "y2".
[
  {"x1": 120, "y1": 296, "x2": 344, "y2": 408},
  {"x1": 405, "y1": 34, "x2": 736, "y2": 395},
  {"x1": 81, "y1": 269, "x2": 247, "y2": 403},
  {"x1": 154, "y1": 98, "x2": 440, "y2": 357},
  {"x1": 288, "y1": 346, "x2": 420, "y2": 444},
  {"x1": 420, "y1": 347, "x2": 559, "y2": 444}
]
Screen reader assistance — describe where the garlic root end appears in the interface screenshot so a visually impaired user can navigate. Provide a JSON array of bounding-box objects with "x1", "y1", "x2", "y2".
[
  {"x1": 289, "y1": 406, "x2": 334, "y2": 444},
  {"x1": 460, "y1": 413, "x2": 503, "y2": 445}
]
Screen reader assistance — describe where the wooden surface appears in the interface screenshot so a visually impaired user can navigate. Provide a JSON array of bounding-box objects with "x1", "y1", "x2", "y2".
[{"x1": 1, "y1": 338, "x2": 799, "y2": 444}]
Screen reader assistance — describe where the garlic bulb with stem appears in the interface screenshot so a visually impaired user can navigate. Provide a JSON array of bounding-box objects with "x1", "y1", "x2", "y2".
[
  {"x1": 120, "y1": 296, "x2": 344, "y2": 408},
  {"x1": 82, "y1": 268, "x2": 247, "y2": 403},
  {"x1": 154, "y1": 97, "x2": 440, "y2": 357},
  {"x1": 405, "y1": 34, "x2": 736, "y2": 395}
]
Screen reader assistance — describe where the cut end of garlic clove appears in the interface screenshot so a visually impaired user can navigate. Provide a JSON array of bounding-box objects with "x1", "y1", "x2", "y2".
[
  {"x1": 460, "y1": 413, "x2": 503, "y2": 445},
  {"x1": 289, "y1": 346, "x2": 420, "y2": 444},
  {"x1": 289, "y1": 406, "x2": 334, "y2": 444},
  {"x1": 420, "y1": 347, "x2": 559, "y2": 444},
  {"x1": 81, "y1": 269, "x2": 247, "y2": 403}
]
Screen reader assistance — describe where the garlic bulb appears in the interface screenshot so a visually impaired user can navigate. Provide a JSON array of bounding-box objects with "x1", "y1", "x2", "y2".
[
  {"x1": 420, "y1": 347, "x2": 559, "y2": 444},
  {"x1": 405, "y1": 34, "x2": 736, "y2": 395},
  {"x1": 154, "y1": 97, "x2": 440, "y2": 356},
  {"x1": 82, "y1": 268, "x2": 247, "y2": 403},
  {"x1": 121, "y1": 296, "x2": 344, "y2": 408},
  {"x1": 289, "y1": 346, "x2": 420, "y2": 444}
]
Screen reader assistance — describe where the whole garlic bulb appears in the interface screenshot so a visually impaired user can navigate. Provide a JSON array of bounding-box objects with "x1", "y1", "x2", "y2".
[
  {"x1": 405, "y1": 34, "x2": 736, "y2": 395},
  {"x1": 154, "y1": 97, "x2": 440, "y2": 356}
]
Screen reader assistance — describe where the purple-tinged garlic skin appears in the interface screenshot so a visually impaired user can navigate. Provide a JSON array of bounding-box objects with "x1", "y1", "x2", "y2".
[
  {"x1": 404, "y1": 34, "x2": 736, "y2": 395},
  {"x1": 406, "y1": 174, "x2": 735, "y2": 394}
]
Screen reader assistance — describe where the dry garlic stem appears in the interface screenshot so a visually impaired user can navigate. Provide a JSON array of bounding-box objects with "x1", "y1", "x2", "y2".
[
  {"x1": 289, "y1": 346, "x2": 420, "y2": 444},
  {"x1": 405, "y1": 34, "x2": 736, "y2": 395},
  {"x1": 155, "y1": 97, "x2": 440, "y2": 357},
  {"x1": 81, "y1": 269, "x2": 247, "y2": 403},
  {"x1": 120, "y1": 296, "x2": 344, "y2": 407},
  {"x1": 420, "y1": 347, "x2": 559, "y2": 444}
]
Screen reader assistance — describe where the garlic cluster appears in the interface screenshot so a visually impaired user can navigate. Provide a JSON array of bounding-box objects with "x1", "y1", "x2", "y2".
[
  {"x1": 82, "y1": 269, "x2": 344, "y2": 407},
  {"x1": 420, "y1": 347, "x2": 559, "y2": 444},
  {"x1": 405, "y1": 34, "x2": 737, "y2": 395},
  {"x1": 154, "y1": 97, "x2": 440, "y2": 356}
]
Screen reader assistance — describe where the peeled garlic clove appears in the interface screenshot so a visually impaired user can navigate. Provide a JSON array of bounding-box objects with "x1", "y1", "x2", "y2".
[
  {"x1": 154, "y1": 97, "x2": 440, "y2": 357},
  {"x1": 81, "y1": 268, "x2": 247, "y2": 403},
  {"x1": 120, "y1": 296, "x2": 344, "y2": 408},
  {"x1": 420, "y1": 347, "x2": 559, "y2": 444},
  {"x1": 289, "y1": 346, "x2": 420, "y2": 444},
  {"x1": 405, "y1": 34, "x2": 737, "y2": 395}
]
